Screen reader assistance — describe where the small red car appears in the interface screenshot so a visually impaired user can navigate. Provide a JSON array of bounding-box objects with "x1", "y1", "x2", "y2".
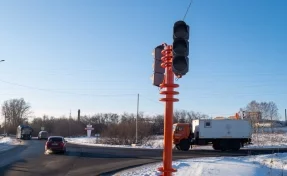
[{"x1": 45, "y1": 136, "x2": 67, "y2": 154}]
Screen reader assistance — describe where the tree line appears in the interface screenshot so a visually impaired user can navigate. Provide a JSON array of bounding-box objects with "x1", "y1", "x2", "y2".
[{"x1": 0, "y1": 98, "x2": 283, "y2": 144}]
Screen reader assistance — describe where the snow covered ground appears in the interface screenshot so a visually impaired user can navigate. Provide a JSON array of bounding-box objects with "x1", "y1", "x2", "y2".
[
  {"x1": 65, "y1": 136, "x2": 164, "y2": 149},
  {"x1": 245, "y1": 133, "x2": 287, "y2": 148},
  {"x1": 0, "y1": 137, "x2": 21, "y2": 153},
  {"x1": 114, "y1": 153, "x2": 287, "y2": 176}
]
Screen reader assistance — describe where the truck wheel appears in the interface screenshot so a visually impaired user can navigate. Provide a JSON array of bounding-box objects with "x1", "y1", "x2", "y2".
[
  {"x1": 179, "y1": 139, "x2": 190, "y2": 151},
  {"x1": 212, "y1": 142, "x2": 220, "y2": 150},
  {"x1": 219, "y1": 140, "x2": 228, "y2": 151},
  {"x1": 231, "y1": 141, "x2": 241, "y2": 151}
]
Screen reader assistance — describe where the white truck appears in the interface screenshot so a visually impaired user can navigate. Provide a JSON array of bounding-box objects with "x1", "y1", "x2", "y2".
[
  {"x1": 16, "y1": 125, "x2": 33, "y2": 140},
  {"x1": 173, "y1": 119, "x2": 252, "y2": 151}
]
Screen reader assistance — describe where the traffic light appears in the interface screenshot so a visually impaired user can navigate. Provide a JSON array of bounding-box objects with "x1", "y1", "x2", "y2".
[
  {"x1": 151, "y1": 45, "x2": 165, "y2": 87},
  {"x1": 172, "y1": 20, "x2": 190, "y2": 77}
]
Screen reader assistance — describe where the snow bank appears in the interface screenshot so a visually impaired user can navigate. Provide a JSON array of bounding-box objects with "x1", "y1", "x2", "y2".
[
  {"x1": 115, "y1": 153, "x2": 287, "y2": 176},
  {"x1": 65, "y1": 136, "x2": 164, "y2": 149},
  {"x1": 0, "y1": 137, "x2": 20, "y2": 153}
]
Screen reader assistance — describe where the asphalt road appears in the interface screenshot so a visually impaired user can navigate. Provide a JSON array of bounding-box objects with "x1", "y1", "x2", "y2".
[{"x1": 0, "y1": 139, "x2": 287, "y2": 176}]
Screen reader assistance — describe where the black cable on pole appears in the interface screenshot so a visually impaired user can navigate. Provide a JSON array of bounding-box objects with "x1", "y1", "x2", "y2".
[{"x1": 183, "y1": 0, "x2": 193, "y2": 21}]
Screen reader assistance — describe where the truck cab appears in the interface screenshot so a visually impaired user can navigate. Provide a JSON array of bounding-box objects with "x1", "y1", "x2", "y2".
[{"x1": 173, "y1": 123, "x2": 193, "y2": 151}]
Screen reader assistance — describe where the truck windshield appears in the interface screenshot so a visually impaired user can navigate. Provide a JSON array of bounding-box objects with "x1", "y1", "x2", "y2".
[
  {"x1": 173, "y1": 124, "x2": 177, "y2": 131},
  {"x1": 22, "y1": 128, "x2": 32, "y2": 133},
  {"x1": 173, "y1": 125, "x2": 183, "y2": 132}
]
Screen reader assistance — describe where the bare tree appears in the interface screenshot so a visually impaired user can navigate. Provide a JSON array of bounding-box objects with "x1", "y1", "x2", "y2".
[
  {"x1": 243, "y1": 100, "x2": 279, "y2": 121},
  {"x1": 185, "y1": 111, "x2": 210, "y2": 122},
  {"x1": 1, "y1": 98, "x2": 32, "y2": 133},
  {"x1": 174, "y1": 110, "x2": 187, "y2": 123},
  {"x1": 101, "y1": 113, "x2": 152, "y2": 145},
  {"x1": 241, "y1": 100, "x2": 279, "y2": 134},
  {"x1": 265, "y1": 101, "x2": 278, "y2": 133},
  {"x1": 151, "y1": 114, "x2": 164, "y2": 135}
]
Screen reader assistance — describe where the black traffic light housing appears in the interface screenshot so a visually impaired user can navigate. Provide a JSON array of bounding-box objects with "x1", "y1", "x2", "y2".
[
  {"x1": 172, "y1": 20, "x2": 190, "y2": 77},
  {"x1": 151, "y1": 45, "x2": 165, "y2": 87}
]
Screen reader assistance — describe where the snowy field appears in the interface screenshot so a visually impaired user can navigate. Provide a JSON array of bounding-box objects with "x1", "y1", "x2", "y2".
[
  {"x1": 65, "y1": 136, "x2": 209, "y2": 149},
  {"x1": 65, "y1": 136, "x2": 164, "y2": 149},
  {"x1": 246, "y1": 133, "x2": 287, "y2": 148},
  {"x1": 114, "y1": 153, "x2": 287, "y2": 176},
  {"x1": 0, "y1": 137, "x2": 21, "y2": 153}
]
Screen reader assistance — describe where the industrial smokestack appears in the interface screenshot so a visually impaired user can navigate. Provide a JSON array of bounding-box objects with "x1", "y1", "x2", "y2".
[{"x1": 78, "y1": 109, "x2": 81, "y2": 122}]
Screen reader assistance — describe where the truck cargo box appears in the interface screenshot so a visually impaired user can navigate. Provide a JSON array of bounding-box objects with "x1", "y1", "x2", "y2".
[{"x1": 192, "y1": 119, "x2": 252, "y2": 139}]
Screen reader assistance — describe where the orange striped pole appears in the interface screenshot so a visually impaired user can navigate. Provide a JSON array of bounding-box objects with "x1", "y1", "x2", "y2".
[{"x1": 157, "y1": 44, "x2": 178, "y2": 176}]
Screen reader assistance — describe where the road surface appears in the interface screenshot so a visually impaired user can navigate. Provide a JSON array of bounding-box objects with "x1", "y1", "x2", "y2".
[{"x1": 0, "y1": 139, "x2": 287, "y2": 176}]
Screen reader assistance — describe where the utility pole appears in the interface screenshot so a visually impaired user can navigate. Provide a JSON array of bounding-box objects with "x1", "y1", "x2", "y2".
[
  {"x1": 69, "y1": 110, "x2": 71, "y2": 136},
  {"x1": 136, "y1": 93, "x2": 139, "y2": 144},
  {"x1": 0, "y1": 60, "x2": 5, "y2": 135},
  {"x1": 285, "y1": 109, "x2": 286, "y2": 126},
  {"x1": 4, "y1": 115, "x2": 6, "y2": 135}
]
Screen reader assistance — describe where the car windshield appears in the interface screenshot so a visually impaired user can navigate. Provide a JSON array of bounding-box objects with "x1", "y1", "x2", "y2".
[{"x1": 49, "y1": 137, "x2": 63, "y2": 142}]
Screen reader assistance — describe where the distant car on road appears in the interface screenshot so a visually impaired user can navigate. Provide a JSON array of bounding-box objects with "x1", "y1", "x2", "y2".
[
  {"x1": 38, "y1": 131, "x2": 49, "y2": 140},
  {"x1": 45, "y1": 136, "x2": 67, "y2": 154}
]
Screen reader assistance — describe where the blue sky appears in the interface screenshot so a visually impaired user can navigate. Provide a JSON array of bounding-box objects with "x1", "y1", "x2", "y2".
[{"x1": 0, "y1": 0, "x2": 286, "y2": 119}]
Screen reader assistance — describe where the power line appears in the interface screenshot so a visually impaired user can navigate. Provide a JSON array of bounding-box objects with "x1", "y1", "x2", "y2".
[
  {"x1": 1, "y1": 78, "x2": 286, "y2": 99},
  {"x1": 0, "y1": 79, "x2": 136, "y2": 97},
  {"x1": 183, "y1": 0, "x2": 192, "y2": 21},
  {"x1": 140, "y1": 95, "x2": 163, "y2": 106}
]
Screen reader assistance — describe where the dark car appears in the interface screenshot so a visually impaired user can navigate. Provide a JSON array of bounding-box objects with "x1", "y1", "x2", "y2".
[{"x1": 45, "y1": 136, "x2": 67, "y2": 154}]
